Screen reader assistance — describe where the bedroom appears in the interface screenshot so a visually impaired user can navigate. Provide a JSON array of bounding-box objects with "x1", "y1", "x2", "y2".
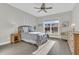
[{"x1": 0, "y1": 3, "x2": 79, "y2": 55}]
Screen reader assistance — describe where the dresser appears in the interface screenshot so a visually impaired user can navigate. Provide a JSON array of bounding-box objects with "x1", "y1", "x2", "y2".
[
  {"x1": 11, "y1": 32, "x2": 21, "y2": 43},
  {"x1": 74, "y1": 33, "x2": 79, "y2": 55},
  {"x1": 68, "y1": 31, "x2": 74, "y2": 54},
  {"x1": 68, "y1": 32, "x2": 79, "y2": 55}
]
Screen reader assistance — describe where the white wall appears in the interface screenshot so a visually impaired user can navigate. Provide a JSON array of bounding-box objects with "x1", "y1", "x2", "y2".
[
  {"x1": 72, "y1": 3, "x2": 79, "y2": 32},
  {"x1": 0, "y1": 4, "x2": 37, "y2": 44}
]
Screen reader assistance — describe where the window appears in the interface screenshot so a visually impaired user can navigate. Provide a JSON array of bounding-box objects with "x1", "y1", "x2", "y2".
[
  {"x1": 45, "y1": 24, "x2": 50, "y2": 32},
  {"x1": 43, "y1": 20, "x2": 59, "y2": 33}
]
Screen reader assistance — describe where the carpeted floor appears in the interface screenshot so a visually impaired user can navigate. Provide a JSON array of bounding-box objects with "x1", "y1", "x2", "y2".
[
  {"x1": 0, "y1": 41, "x2": 37, "y2": 55},
  {"x1": 48, "y1": 38, "x2": 72, "y2": 55},
  {"x1": 0, "y1": 38, "x2": 71, "y2": 55}
]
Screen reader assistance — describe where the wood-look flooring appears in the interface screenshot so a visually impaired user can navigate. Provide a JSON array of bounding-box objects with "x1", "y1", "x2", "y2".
[{"x1": 0, "y1": 38, "x2": 71, "y2": 55}]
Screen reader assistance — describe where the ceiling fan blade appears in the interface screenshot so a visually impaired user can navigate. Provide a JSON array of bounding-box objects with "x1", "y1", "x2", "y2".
[
  {"x1": 34, "y1": 7, "x2": 40, "y2": 9},
  {"x1": 45, "y1": 7, "x2": 52, "y2": 9},
  {"x1": 38, "y1": 9, "x2": 42, "y2": 12},
  {"x1": 43, "y1": 9, "x2": 47, "y2": 13}
]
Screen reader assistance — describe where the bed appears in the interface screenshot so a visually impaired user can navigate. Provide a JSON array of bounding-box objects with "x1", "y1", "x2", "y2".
[{"x1": 18, "y1": 25, "x2": 48, "y2": 46}]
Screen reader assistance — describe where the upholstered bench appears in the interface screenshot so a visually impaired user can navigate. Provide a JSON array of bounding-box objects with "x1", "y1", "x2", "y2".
[{"x1": 32, "y1": 40, "x2": 56, "y2": 55}]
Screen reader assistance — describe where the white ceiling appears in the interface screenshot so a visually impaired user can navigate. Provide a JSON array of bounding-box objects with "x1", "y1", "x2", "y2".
[{"x1": 9, "y1": 3, "x2": 76, "y2": 17}]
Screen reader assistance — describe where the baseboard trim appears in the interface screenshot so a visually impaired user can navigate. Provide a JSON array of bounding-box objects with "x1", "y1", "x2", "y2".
[{"x1": 0, "y1": 41, "x2": 10, "y2": 46}]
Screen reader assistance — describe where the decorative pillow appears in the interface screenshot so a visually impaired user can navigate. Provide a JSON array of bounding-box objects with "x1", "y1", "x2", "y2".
[{"x1": 28, "y1": 27, "x2": 34, "y2": 32}]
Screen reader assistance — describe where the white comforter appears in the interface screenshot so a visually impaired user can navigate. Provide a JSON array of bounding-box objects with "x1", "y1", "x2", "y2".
[
  {"x1": 21, "y1": 32, "x2": 47, "y2": 46},
  {"x1": 29, "y1": 32, "x2": 46, "y2": 36}
]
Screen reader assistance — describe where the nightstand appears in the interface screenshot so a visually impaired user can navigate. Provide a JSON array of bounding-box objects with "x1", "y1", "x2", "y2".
[{"x1": 11, "y1": 32, "x2": 21, "y2": 44}]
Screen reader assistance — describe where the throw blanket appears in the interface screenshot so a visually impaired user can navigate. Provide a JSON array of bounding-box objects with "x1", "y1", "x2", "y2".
[{"x1": 29, "y1": 32, "x2": 46, "y2": 36}]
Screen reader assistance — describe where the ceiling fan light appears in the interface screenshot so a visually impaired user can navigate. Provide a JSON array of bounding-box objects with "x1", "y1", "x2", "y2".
[{"x1": 34, "y1": 3, "x2": 52, "y2": 13}]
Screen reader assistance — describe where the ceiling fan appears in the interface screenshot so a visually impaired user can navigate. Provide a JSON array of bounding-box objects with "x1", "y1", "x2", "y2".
[{"x1": 34, "y1": 3, "x2": 52, "y2": 13}]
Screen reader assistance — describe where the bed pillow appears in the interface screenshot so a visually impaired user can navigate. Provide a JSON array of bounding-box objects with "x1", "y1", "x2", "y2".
[{"x1": 23, "y1": 27, "x2": 28, "y2": 33}]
